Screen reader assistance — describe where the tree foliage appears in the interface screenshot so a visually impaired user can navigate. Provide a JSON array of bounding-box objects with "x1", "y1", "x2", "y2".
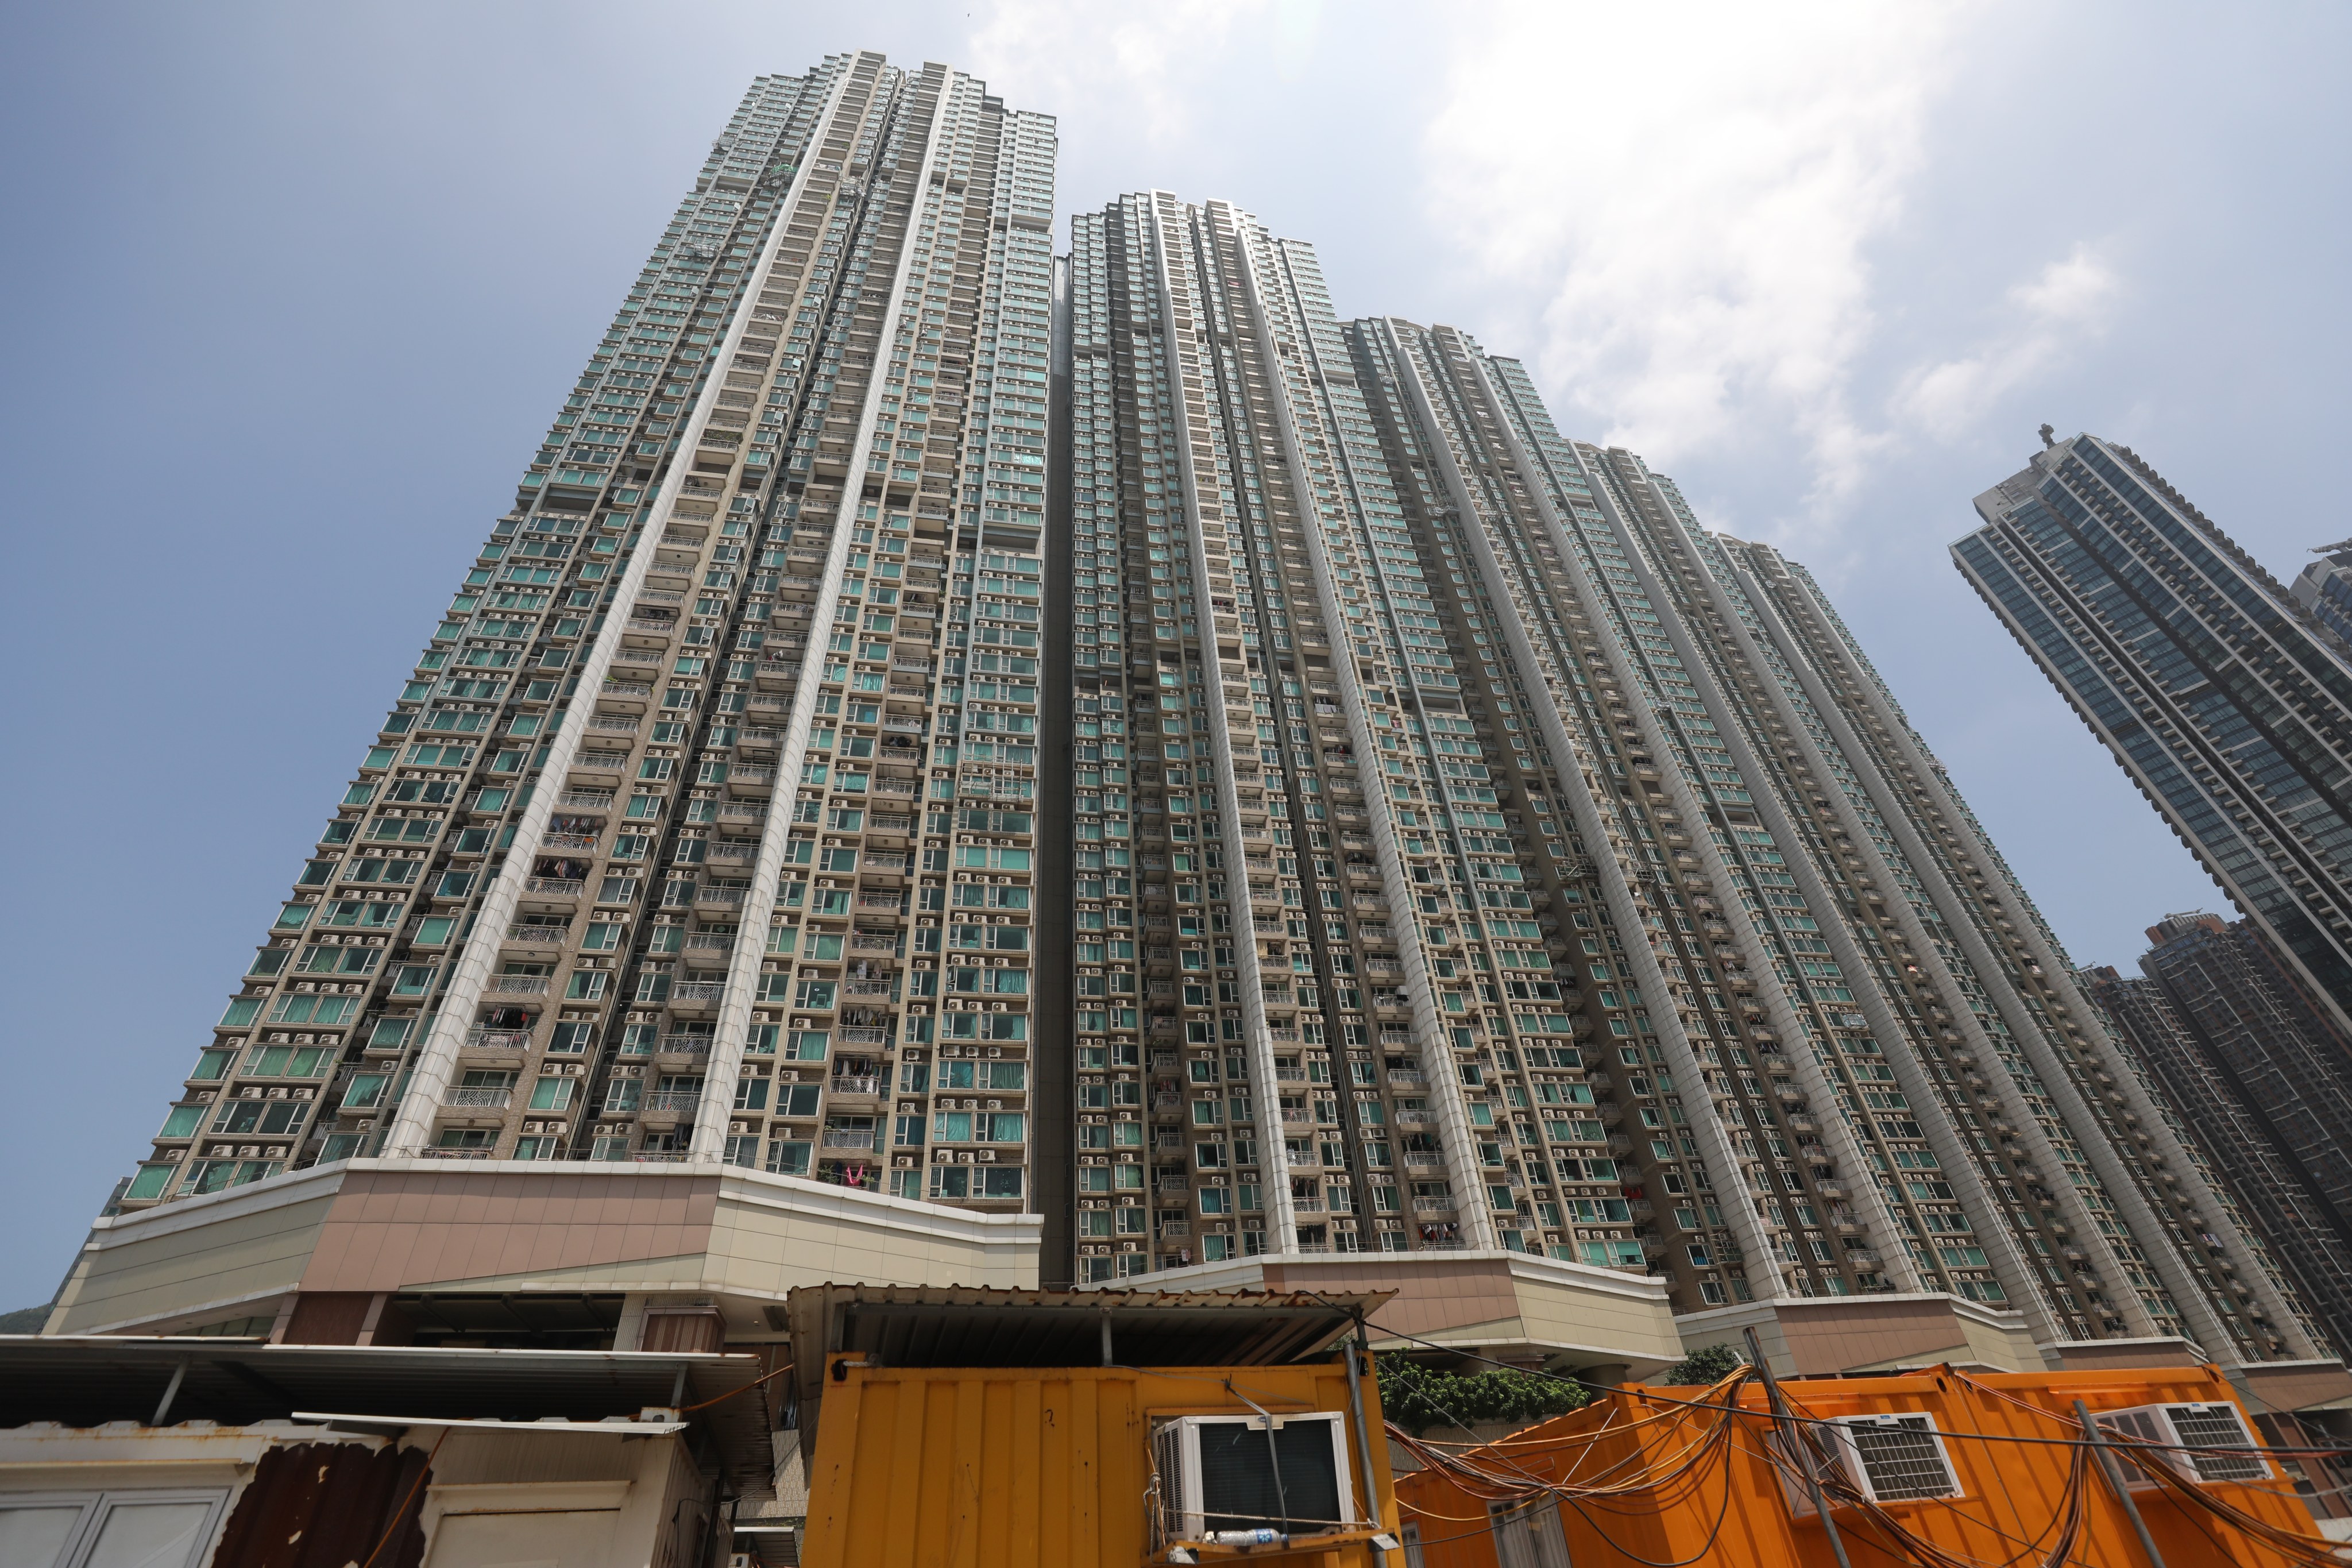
[
  {"x1": 1376, "y1": 1355, "x2": 1592, "y2": 1436},
  {"x1": 1654, "y1": 1342, "x2": 1747, "y2": 1387}
]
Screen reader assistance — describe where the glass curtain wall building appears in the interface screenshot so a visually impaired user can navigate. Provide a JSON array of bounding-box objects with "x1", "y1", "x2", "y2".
[
  {"x1": 119, "y1": 53, "x2": 1060, "y2": 1218},
  {"x1": 2083, "y1": 912, "x2": 2352, "y2": 1360},
  {"x1": 1058, "y1": 194, "x2": 2315, "y2": 1362},
  {"x1": 1956, "y1": 434, "x2": 2352, "y2": 1040}
]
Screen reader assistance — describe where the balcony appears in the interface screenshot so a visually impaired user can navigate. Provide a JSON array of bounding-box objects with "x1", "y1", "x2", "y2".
[
  {"x1": 671, "y1": 982, "x2": 726, "y2": 1004},
  {"x1": 1412, "y1": 1196, "x2": 1455, "y2": 1214},
  {"x1": 504, "y1": 924, "x2": 570, "y2": 947},
  {"x1": 444, "y1": 1087, "x2": 512, "y2": 1109},
  {"x1": 829, "y1": 1075, "x2": 883, "y2": 1096},
  {"x1": 656, "y1": 1036, "x2": 713, "y2": 1059},
  {"x1": 822, "y1": 1129, "x2": 876, "y2": 1150},
  {"x1": 645, "y1": 1090, "x2": 701, "y2": 1114},
  {"x1": 523, "y1": 878, "x2": 584, "y2": 899},
  {"x1": 486, "y1": 975, "x2": 550, "y2": 996},
  {"x1": 558, "y1": 789, "x2": 616, "y2": 808},
  {"x1": 465, "y1": 1028, "x2": 533, "y2": 1053}
]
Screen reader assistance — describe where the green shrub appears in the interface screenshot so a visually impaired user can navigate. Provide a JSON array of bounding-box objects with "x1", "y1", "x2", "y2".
[
  {"x1": 1376, "y1": 1355, "x2": 1591, "y2": 1436},
  {"x1": 1653, "y1": 1342, "x2": 1745, "y2": 1387}
]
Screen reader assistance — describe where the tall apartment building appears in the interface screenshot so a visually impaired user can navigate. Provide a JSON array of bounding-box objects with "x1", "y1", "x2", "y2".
[
  {"x1": 117, "y1": 53, "x2": 1063, "y2": 1215},
  {"x1": 2082, "y1": 912, "x2": 2352, "y2": 1358},
  {"x1": 1956, "y1": 434, "x2": 2352, "y2": 1038},
  {"x1": 1056, "y1": 192, "x2": 2318, "y2": 1364},
  {"x1": 89, "y1": 87, "x2": 2330, "y2": 1374}
]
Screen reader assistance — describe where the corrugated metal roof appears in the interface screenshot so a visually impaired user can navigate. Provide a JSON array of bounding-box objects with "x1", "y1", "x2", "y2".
[
  {"x1": 0, "y1": 1335, "x2": 775, "y2": 1497},
  {"x1": 784, "y1": 1285, "x2": 1391, "y2": 1465}
]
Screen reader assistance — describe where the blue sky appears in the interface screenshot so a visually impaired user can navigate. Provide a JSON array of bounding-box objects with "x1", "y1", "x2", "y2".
[{"x1": 2, "y1": 0, "x2": 2346, "y2": 1310}]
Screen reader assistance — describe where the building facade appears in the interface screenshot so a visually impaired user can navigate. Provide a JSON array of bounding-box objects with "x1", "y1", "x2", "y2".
[
  {"x1": 1055, "y1": 192, "x2": 2315, "y2": 1363},
  {"x1": 119, "y1": 52, "x2": 1061, "y2": 1219},
  {"x1": 1956, "y1": 434, "x2": 2352, "y2": 1038},
  {"x1": 101, "y1": 88, "x2": 2328, "y2": 1369},
  {"x1": 2083, "y1": 912, "x2": 2352, "y2": 1359}
]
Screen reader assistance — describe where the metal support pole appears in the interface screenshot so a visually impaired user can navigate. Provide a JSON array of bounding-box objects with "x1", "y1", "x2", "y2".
[
  {"x1": 1343, "y1": 1326, "x2": 1389, "y2": 1567},
  {"x1": 1745, "y1": 1328, "x2": 1853, "y2": 1568},
  {"x1": 1100, "y1": 1310, "x2": 1114, "y2": 1368},
  {"x1": 2075, "y1": 1399, "x2": 2169, "y2": 1568},
  {"x1": 150, "y1": 1358, "x2": 190, "y2": 1427}
]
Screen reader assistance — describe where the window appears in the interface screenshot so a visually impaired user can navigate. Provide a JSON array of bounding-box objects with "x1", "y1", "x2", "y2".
[{"x1": 0, "y1": 1489, "x2": 230, "y2": 1568}]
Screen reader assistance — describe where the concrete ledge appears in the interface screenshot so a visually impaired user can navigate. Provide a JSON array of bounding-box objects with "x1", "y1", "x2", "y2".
[
  {"x1": 1093, "y1": 1249, "x2": 1685, "y2": 1377},
  {"x1": 1678, "y1": 1292, "x2": 2042, "y2": 1377},
  {"x1": 48, "y1": 1158, "x2": 1040, "y2": 1338}
]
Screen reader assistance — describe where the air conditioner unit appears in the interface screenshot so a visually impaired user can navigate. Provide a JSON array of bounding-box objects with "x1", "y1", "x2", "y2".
[
  {"x1": 1776, "y1": 1412, "x2": 1962, "y2": 1512},
  {"x1": 1153, "y1": 1412, "x2": 1355, "y2": 1543},
  {"x1": 2095, "y1": 1402, "x2": 2270, "y2": 1486}
]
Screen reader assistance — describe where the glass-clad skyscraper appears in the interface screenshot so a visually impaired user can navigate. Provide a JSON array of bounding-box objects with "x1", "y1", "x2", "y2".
[{"x1": 1957, "y1": 435, "x2": 2352, "y2": 1040}]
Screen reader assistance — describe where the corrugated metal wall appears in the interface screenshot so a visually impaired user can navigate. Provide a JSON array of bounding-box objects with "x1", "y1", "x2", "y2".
[
  {"x1": 800, "y1": 1362, "x2": 1396, "y2": 1567},
  {"x1": 1398, "y1": 1368, "x2": 2329, "y2": 1568},
  {"x1": 210, "y1": 1441, "x2": 431, "y2": 1568}
]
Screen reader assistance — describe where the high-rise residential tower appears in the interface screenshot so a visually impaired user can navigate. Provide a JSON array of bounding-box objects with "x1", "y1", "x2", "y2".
[
  {"x1": 79, "y1": 120, "x2": 2331, "y2": 1382},
  {"x1": 2083, "y1": 912, "x2": 2352, "y2": 1360},
  {"x1": 1956, "y1": 435, "x2": 2352, "y2": 1038},
  {"x1": 1059, "y1": 195, "x2": 2319, "y2": 1366},
  {"x1": 115, "y1": 53, "x2": 1061, "y2": 1215}
]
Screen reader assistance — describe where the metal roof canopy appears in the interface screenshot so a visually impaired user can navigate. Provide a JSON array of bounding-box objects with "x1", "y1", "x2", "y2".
[
  {"x1": 0, "y1": 1337, "x2": 776, "y2": 1499},
  {"x1": 785, "y1": 1285, "x2": 1392, "y2": 1462}
]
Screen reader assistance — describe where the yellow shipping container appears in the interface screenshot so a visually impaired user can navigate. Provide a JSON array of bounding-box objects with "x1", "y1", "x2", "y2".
[{"x1": 790, "y1": 1288, "x2": 1403, "y2": 1568}]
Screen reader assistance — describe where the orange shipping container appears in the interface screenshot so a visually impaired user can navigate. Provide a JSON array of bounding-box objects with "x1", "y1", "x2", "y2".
[{"x1": 1395, "y1": 1365, "x2": 2331, "y2": 1568}]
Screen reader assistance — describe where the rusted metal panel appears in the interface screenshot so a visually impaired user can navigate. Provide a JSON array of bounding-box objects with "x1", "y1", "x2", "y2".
[{"x1": 209, "y1": 1441, "x2": 431, "y2": 1568}]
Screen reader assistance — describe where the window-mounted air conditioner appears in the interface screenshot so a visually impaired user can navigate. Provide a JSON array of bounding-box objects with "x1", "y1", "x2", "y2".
[
  {"x1": 2095, "y1": 1402, "x2": 2270, "y2": 1487},
  {"x1": 1153, "y1": 1412, "x2": 1356, "y2": 1543},
  {"x1": 1777, "y1": 1412, "x2": 1963, "y2": 1512}
]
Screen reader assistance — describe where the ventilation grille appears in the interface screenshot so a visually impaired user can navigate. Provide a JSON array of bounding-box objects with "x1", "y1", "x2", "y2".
[
  {"x1": 2167, "y1": 1404, "x2": 2268, "y2": 1482},
  {"x1": 1198, "y1": 1419, "x2": 1344, "y2": 1534},
  {"x1": 1846, "y1": 1416, "x2": 1959, "y2": 1501}
]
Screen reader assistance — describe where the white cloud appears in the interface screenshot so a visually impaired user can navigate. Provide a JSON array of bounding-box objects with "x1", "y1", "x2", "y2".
[
  {"x1": 1898, "y1": 244, "x2": 2121, "y2": 437},
  {"x1": 965, "y1": 0, "x2": 1276, "y2": 147},
  {"x1": 1421, "y1": 0, "x2": 1978, "y2": 537}
]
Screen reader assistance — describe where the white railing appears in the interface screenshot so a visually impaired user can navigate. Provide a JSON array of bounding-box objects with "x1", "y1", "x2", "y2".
[{"x1": 444, "y1": 1087, "x2": 512, "y2": 1109}]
